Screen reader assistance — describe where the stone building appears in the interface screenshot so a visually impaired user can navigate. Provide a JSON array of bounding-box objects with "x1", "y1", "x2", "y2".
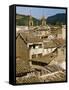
[
  {"x1": 41, "y1": 16, "x2": 46, "y2": 26},
  {"x1": 29, "y1": 15, "x2": 33, "y2": 26}
]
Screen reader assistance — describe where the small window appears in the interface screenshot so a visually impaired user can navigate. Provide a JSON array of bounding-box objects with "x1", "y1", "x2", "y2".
[
  {"x1": 44, "y1": 36, "x2": 48, "y2": 38},
  {"x1": 32, "y1": 54, "x2": 36, "y2": 58},
  {"x1": 33, "y1": 45, "x2": 35, "y2": 49},
  {"x1": 38, "y1": 53, "x2": 42, "y2": 57},
  {"x1": 29, "y1": 45, "x2": 32, "y2": 48}
]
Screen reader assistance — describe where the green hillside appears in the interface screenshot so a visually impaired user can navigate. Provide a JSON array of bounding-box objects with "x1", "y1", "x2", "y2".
[
  {"x1": 16, "y1": 13, "x2": 66, "y2": 26},
  {"x1": 46, "y1": 13, "x2": 66, "y2": 25},
  {"x1": 16, "y1": 14, "x2": 40, "y2": 26}
]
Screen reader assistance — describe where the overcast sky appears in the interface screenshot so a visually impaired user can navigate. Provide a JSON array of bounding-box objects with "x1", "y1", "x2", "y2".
[{"x1": 16, "y1": 6, "x2": 66, "y2": 19}]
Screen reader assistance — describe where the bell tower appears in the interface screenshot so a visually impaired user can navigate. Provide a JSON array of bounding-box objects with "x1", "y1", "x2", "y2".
[
  {"x1": 29, "y1": 15, "x2": 33, "y2": 26},
  {"x1": 41, "y1": 16, "x2": 46, "y2": 26},
  {"x1": 28, "y1": 9, "x2": 33, "y2": 27},
  {"x1": 41, "y1": 8, "x2": 46, "y2": 26}
]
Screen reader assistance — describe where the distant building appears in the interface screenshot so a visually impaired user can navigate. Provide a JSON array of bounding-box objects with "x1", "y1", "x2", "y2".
[
  {"x1": 29, "y1": 15, "x2": 33, "y2": 26},
  {"x1": 41, "y1": 16, "x2": 46, "y2": 26}
]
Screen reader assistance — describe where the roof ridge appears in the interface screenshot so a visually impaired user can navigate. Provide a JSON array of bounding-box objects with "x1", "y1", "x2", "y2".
[{"x1": 17, "y1": 33, "x2": 27, "y2": 45}]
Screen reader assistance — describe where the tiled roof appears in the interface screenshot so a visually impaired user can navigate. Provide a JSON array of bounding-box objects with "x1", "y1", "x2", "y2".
[
  {"x1": 44, "y1": 64, "x2": 64, "y2": 73},
  {"x1": 51, "y1": 27, "x2": 62, "y2": 34},
  {"x1": 40, "y1": 70, "x2": 66, "y2": 82},
  {"x1": 17, "y1": 32, "x2": 43, "y2": 44},
  {"x1": 44, "y1": 40, "x2": 57, "y2": 48},
  {"x1": 44, "y1": 39, "x2": 65, "y2": 48},
  {"x1": 16, "y1": 59, "x2": 34, "y2": 76}
]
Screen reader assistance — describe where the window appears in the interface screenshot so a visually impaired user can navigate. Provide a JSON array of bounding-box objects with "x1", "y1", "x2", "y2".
[
  {"x1": 32, "y1": 54, "x2": 36, "y2": 58},
  {"x1": 44, "y1": 36, "x2": 48, "y2": 38},
  {"x1": 33, "y1": 45, "x2": 35, "y2": 49},
  {"x1": 29, "y1": 45, "x2": 33, "y2": 48},
  {"x1": 38, "y1": 53, "x2": 42, "y2": 57}
]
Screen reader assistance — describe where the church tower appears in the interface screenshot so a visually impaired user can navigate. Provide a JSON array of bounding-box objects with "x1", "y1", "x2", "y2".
[
  {"x1": 29, "y1": 15, "x2": 33, "y2": 26},
  {"x1": 41, "y1": 16, "x2": 46, "y2": 26}
]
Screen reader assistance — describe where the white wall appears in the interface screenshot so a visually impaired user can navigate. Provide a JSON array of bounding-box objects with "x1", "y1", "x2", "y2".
[
  {"x1": 29, "y1": 48, "x2": 43, "y2": 59},
  {"x1": 29, "y1": 46, "x2": 56, "y2": 59},
  {"x1": 30, "y1": 48, "x2": 43, "y2": 55},
  {"x1": 16, "y1": 26, "x2": 29, "y2": 31},
  {"x1": 0, "y1": 0, "x2": 69, "y2": 90},
  {"x1": 43, "y1": 48, "x2": 56, "y2": 55}
]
